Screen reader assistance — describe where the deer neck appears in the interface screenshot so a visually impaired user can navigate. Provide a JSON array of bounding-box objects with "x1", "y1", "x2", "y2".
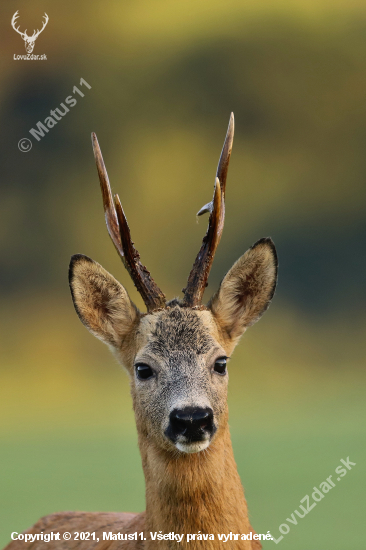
[{"x1": 138, "y1": 423, "x2": 253, "y2": 549}]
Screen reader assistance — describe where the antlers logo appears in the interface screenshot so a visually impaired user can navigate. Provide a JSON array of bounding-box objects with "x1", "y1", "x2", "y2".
[{"x1": 11, "y1": 11, "x2": 49, "y2": 54}]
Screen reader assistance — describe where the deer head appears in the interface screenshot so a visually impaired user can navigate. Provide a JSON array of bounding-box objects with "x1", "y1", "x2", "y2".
[
  {"x1": 11, "y1": 11, "x2": 49, "y2": 54},
  {"x1": 69, "y1": 114, "x2": 277, "y2": 455}
]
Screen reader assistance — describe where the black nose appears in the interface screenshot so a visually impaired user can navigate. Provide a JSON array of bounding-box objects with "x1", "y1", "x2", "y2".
[{"x1": 166, "y1": 407, "x2": 214, "y2": 443}]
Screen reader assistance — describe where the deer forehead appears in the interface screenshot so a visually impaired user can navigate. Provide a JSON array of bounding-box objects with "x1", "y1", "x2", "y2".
[{"x1": 135, "y1": 305, "x2": 225, "y2": 363}]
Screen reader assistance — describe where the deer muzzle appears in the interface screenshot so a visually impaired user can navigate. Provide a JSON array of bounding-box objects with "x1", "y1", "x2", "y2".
[{"x1": 165, "y1": 406, "x2": 216, "y2": 453}]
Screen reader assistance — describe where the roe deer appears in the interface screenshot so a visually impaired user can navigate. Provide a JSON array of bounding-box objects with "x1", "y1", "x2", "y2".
[{"x1": 5, "y1": 113, "x2": 277, "y2": 550}]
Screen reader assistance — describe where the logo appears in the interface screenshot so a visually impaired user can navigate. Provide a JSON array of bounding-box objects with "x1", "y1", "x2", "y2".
[{"x1": 11, "y1": 10, "x2": 48, "y2": 55}]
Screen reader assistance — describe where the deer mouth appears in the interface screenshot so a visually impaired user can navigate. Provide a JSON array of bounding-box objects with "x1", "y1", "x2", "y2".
[{"x1": 175, "y1": 439, "x2": 211, "y2": 454}]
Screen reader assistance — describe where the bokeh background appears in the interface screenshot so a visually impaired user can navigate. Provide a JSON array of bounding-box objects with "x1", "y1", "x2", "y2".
[{"x1": 1, "y1": 1, "x2": 365, "y2": 548}]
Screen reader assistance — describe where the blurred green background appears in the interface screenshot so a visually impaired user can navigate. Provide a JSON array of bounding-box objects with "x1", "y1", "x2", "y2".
[{"x1": 0, "y1": 1, "x2": 365, "y2": 548}]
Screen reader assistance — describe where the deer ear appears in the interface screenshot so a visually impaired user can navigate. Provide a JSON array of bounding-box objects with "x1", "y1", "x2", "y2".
[
  {"x1": 208, "y1": 238, "x2": 277, "y2": 343},
  {"x1": 69, "y1": 254, "x2": 139, "y2": 348}
]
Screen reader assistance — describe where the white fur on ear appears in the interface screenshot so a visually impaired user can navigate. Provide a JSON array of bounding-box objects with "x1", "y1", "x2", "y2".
[
  {"x1": 69, "y1": 254, "x2": 139, "y2": 348},
  {"x1": 208, "y1": 238, "x2": 278, "y2": 342}
]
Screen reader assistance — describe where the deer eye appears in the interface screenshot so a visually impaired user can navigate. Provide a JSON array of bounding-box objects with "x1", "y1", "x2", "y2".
[
  {"x1": 213, "y1": 357, "x2": 227, "y2": 375},
  {"x1": 135, "y1": 363, "x2": 154, "y2": 380}
]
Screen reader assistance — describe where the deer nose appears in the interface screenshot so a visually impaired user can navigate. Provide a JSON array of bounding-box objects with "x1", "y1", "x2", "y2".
[{"x1": 167, "y1": 407, "x2": 214, "y2": 442}]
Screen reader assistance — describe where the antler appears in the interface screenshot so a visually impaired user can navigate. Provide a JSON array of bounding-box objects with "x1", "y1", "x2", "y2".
[
  {"x1": 32, "y1": 13, "x2": 49, "y2": 40},
  {"x1": 91, "y1": 133, "x2": 166, "y2": 312},
  {"x1": 182, "y1": 113, "x2": 234, "y2": 307},
  {"x1": 11, "y1": 11, "x2": 26, "y2": 39}
]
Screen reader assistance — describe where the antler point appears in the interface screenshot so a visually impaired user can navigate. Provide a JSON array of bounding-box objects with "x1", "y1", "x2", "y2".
[{"x1": 183, "y1": 118, "x2": 232, "y2": 306}]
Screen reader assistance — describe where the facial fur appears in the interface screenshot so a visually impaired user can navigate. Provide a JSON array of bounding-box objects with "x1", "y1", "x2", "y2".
[
  {"x1": 129, "y1": 305, "x2": 229, "y2": 454},
  {"x1": 69, "y1": 239, "x2": 277, "y2": 456}
]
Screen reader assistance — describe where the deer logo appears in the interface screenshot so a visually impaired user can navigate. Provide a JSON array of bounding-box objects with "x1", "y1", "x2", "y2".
[{"x1": 11, "y1": 11, "x2": 49, "y2": 54}]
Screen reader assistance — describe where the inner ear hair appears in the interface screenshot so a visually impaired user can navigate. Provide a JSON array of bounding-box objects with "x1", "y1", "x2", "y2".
[
  {"x1": 208, "y1": 237, "x2": 278, "y2": 342},
  {"x1": 69, "y1": 254, "x2": 139, "y2": 348}
]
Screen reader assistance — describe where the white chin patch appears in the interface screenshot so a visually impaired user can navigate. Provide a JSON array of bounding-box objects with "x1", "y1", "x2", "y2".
[{"x1": 176, "y1": 440, "x2": 210, "y2": 454}]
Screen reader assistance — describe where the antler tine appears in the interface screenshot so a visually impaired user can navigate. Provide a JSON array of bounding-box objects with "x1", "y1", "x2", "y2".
[
  {"x1": 216, "y1": 111, "x2": 234, "y2": 197},
  {"x1": 183, "y1": 113, "x2": 234, "y2": 307},
  {"x1": 34, "y1": 13, "x2": 49, "y2": 39},
  {"x1": 91, "y1": 133, "x2": 166, "y2": 312},
  {"x1": 197, "y1": 112, "x2": 234, "y2": 217},
  {"x1": 11, "y1": 11, "x2": 26, "y2": 37},
  {"x1": 92, "y1": 133, "x2": 122, "y2": 253},
  {"x1": 114, "y1": 195, "x2": 166, "y2": 311},
  {"x1": 11, "y1": 11, "x2": 19, "y2": 26}
]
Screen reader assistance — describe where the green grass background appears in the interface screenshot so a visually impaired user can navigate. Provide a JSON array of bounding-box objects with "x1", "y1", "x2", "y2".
[{"x1": 1, "y1": 406, "x2": 365, "y2": 550}]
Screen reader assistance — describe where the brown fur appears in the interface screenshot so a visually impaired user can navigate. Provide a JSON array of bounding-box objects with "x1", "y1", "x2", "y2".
[
  {"x1": 4, "y1": 239, "x2": 277, "y2": 550},
  {"x1": 69, "y1": 254, "x2": 140, "y2": 350},
  {"x1": 209, "y1": 238, "x2": 277, "y2": 346}
]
